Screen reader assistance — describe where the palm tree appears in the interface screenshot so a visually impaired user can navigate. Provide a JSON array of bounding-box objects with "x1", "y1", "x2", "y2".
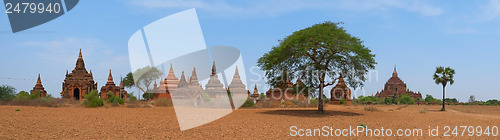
[{"x1": 433, "y1": 66, "x2": 455, "y2": 111}]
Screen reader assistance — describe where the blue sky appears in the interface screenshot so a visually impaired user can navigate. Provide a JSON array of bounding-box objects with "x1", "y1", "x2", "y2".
[{"x1": 1, "y1": 0, "x2": 499, "y2": 101}]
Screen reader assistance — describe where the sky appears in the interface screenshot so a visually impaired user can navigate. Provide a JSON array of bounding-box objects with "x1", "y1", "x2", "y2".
[{"x1": 0, "y1": 0, "x2": 499, "y2": 102}]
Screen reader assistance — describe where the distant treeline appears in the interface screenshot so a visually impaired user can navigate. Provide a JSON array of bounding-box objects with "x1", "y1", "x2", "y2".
[{"x1": 352, "y1": 94, "x2": 500, "y2": 105}]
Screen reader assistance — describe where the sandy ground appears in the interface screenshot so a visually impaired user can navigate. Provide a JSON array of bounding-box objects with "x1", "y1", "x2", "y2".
[{"x1": 0, "y1": 105, "x2": 499, "y2": 139}]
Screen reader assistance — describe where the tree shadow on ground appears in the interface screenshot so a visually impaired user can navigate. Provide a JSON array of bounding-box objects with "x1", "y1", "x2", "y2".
[{"x1": 259, "y1": 109, "x2": 363, "y2": 118}]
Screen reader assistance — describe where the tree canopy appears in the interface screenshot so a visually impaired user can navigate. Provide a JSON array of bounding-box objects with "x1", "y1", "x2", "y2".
[{"x1": 257, "y1": 21, "x2": 376, "y2": 112}]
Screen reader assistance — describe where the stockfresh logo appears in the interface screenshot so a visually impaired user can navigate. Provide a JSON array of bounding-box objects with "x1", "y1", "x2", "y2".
[
  {"x1": 3, "y1": 0, "x2": 79, "y2": 33},
  {"x1": 128, "y1": 9, "x2": 248, "y2": 131}
]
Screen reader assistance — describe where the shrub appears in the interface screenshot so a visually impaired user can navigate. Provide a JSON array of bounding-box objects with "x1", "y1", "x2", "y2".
[
  {"x1": 358, "y1": 123, "x2": 367, "y2": 128},
  {"x1": 398, "y1": 94, "x2": 415, "y2": 105},
  {"x1": 203, "y1": 93, "x2": 212, "y2": 102},
  {"x1": 339, "y1": 99, "x2": 346, "y2": 105},
  {"x1": 384, "y1": 97, "x2": 393, "y2": 104},
  {"x1": 241, "y1": 99, "x2": 255, "y2": 108},
  {"x1": 310, "y1": 97, "x2": 319, "y2": 105},
  {"x1": 83, "y1": 90, "x2": 103, "y2": 108},
  {"x1": 107, "y1": 92, "x2": 125, "y2": 105},
  {"x1": 364, "y1": 106, "x2": 379, "y2": 111},
  {"x1": 127, "y1": 93, "x2": 137, "y2": 102},
  {"x1": 260, "y1": 93, "x2": 266, "y2": 99},
  {"x1": 357, "y1": 96, "x2": 380, "y2": 105},
  {"x1": 15, "y1": 109, "x2": 20, "y2": 111}
]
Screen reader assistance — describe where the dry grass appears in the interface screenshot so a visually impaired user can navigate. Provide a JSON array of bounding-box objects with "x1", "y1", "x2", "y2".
[{"x1": 364, "y1": 106, "x2": 379, "y2": 111}]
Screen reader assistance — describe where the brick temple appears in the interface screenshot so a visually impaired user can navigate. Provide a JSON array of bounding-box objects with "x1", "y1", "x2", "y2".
[
  {"x1": 31, "y1": 74, "x2": 47, "y2": 97},
  {"x1": 61, "y1": 49, "x2": 98, "y2": 100},
  {"x1": 375, "y1": 66, "x2": 422, "y2": 99},
  {"x1": 330, "y1": 76, "x2": 352, "y2": 105},
  {"x1": 100, "y1": 69, "x2": 127, "y2": 100},
  {"x1": 265, "y1": 74, "x2": 309, "y2": 101}
]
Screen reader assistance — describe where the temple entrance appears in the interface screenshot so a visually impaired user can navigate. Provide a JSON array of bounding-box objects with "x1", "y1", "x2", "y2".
[{"x1": 74, "y1": 88, "x2": 80, "y2": 100}]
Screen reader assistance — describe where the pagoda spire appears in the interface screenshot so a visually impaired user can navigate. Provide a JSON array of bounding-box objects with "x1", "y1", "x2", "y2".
[
  {"x1": 178, "y1": 71, "x2": 188, "y2": 88},
  {"x1": 75, "y1": 49, "x2": 86, "y2": 71},
  {"x1": 211, "y1": 61, "x2": 216, "y2": 75},
  {"x1": 120, "y1": 76, "x2": 124, "y2": 88},
  {"x1": 78, "y1": 49, "x2": 82, "y2": 58},
  {"x1": 392, "y1": 65, "x2": 398, "y2": 77},
  {"x1": 254, "y1": 84, "x2": 258, "y2": 93},
  {"x1": 190, "y1": 67, "x2": 199, "y2": 84},
  {"x1": 37, "y1": 74, "x2": 42, "y2": 85},
  {"x1": 108, "y1": 69, "x2": 113, "y2": 82},
  {"x1": 105, "y1": 69, "x2": 115, "y2": 85}
]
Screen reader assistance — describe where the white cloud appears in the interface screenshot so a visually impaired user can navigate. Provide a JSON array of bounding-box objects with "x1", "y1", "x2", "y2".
[
  {"x1": 482, "y1": 0, "x2": 500, "y2": 21},
  {"x1": 126, "y1": 0, "x2": 443, "y2": 17}
]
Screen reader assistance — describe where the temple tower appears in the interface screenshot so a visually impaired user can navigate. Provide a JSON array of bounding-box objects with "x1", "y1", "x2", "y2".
[
  {"x1": 205, "y1": 61, "x2": 227, "y2": 98},
  {"x1": 228, "y1": 66, "x2": 247, "y2": 96},
  {"x1": 31, "y1": 74, "x2": 47, "y2": 97},
  {"x1": 62, "y1": 49, "x2": 97, "y2": 100}
]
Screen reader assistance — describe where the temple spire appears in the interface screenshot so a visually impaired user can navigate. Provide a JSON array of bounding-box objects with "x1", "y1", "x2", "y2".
[
  {"x1": 392, "y1": 65, "x2": 398, "y2": 77},
  {"x1": 178, "y1": 71, "x2": 188, "y2": 87},
  {"x1": 212, "y1": 61, "x2": 216, "y2": 75},
  {"x1": 78, "y1": 49, "x2": 82, "y2": 58},
  {"x1": 75, "y1": 49, "x2": 86, "y2": 71},
  {"x1": 235, "y1": 65, "x2": 239, "y2": 76},
  {"x1": 190, "y1": 67, "x2": 198, "y2": 83},
  {"x1": 108, "y1": 69, "x2": 113, "y2": 82},
  {"x1": 37, "y1": 74, "x2": 42, "y2": 85},
  {"x1": 120, "y1": 76, "x2": 124, "y2": 88}
]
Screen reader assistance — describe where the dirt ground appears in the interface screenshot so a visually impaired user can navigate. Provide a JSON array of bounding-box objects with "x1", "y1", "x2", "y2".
[{"x1": 0, "y1": 105, "x2": 499, "y2": 139}]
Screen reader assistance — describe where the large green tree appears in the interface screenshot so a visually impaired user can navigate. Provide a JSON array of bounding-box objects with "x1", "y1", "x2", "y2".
[
  {"x1": 0, "y1": 85, "x2": 16, "y2": 100},
  {"x1": 257, "y1": 21, "x2": 376, "y2": 112},
  {"x1": 433, "y1": 66, "x2": 455, "y2": 111},
  {"x1": 132, "y1": 66, "x2": 163, "y2": 100}
]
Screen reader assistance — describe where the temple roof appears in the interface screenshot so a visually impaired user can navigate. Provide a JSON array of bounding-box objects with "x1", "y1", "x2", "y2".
[
  {"x1": 74, "y1": 49, "x2": 87, "y2": 72},
  {"x1": 211, "y1": 61, "x2": 217, "y2": 75},
  {"x1": 189, "y1": 67, "x2": 200, "y2": 86},
  {"x1": 106, "y1": 69, "x2": 115, "y2": 85},
  {"x1": 178, "y1": 71, "x2": 188, "y2": 88}
]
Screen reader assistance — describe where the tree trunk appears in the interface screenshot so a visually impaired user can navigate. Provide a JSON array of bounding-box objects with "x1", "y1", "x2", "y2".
[
  {"x1": 318, "y1": 81, "x2": 324, "y2": 113},
  {"x1": 441, "y1": 85, "x2": 446, "y2": 111}
]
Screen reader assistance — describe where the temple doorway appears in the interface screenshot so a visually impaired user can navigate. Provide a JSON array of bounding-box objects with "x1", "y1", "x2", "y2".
[{"x1": 74, "y1": 88, "x2": 80, "y2": 100}]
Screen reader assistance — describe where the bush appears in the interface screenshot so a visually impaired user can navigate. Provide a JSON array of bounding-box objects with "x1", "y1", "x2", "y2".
[
  {"x1": 357, "y1": 96, "x2": 380, "y2": 105},
  {"x1": 127, "y1": 93, "x2": 137, "y2": 102},
  {"x1": 398, "y1": 94, "x2": 415, "y2": 105},
  {"x1": 203, "y1": 93, "x2": 212, "y2": 102},
  {"x1": 83, "y1": 90, "x2": 103, "y2": 108},
  {"x1": 310, "y1": 97, "x2": 319, "y2": 105},
  {"x1": 364, "y1": 106, "x2": 379, "y2": 111},
  {"x1": 107, "y1": 92, "x2": 124, "y2": 105},
  {"x1": 339, "y1": 99, "x2": 346, "y2": 105},
  {"x1": 241, "y1": 98, "x2": 255, "y2": 108}
]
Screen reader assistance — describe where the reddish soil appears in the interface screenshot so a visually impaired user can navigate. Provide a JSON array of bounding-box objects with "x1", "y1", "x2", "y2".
[{"x1": 0, "y1": 105, "x2": 499, "y2": 139}]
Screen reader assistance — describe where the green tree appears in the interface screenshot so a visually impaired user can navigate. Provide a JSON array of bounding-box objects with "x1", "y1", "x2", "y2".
[
  {"x1": 433, "y1": 66, "x2": 455, "y2": 111},
  {"x1": 16, "y1": 91, "x2": 30, "y2": 99},
  {"x1": 132, "y1": 66, "x2": 162, "y2": 100},
  {"x1": 123, "y1": 72, "x2": 135, "y2": 88},
  {"x1": 0, "y1": 84, "x2": 16, "y2": 100},
  {"x1": 257, "y1": 21, "x2": 376, "y2": 112}
]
